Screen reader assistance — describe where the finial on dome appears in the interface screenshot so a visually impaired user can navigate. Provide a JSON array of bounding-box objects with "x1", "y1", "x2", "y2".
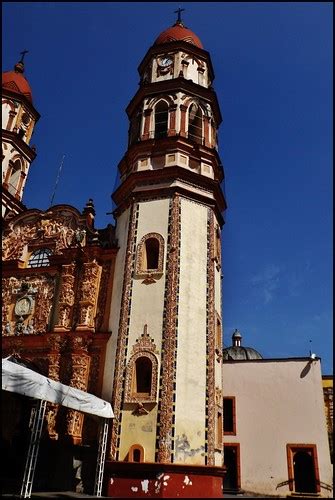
[
  {"x1": 14, "y1": 50, "x2": 29, "y2": 73},
  {"x1": 174, "y1": 7, "x2": 185, "y2": 26},
  {"x1": 232, "y1": 329, "x2": 242, "y2": 347}
]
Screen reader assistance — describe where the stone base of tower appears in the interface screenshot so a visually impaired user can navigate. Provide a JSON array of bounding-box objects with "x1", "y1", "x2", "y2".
[{"x1": 105, "y1": 461, "x2": 225, "y2": 498}]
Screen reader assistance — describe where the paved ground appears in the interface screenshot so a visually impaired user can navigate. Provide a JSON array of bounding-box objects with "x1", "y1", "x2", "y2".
[{"x1": 2, "y1": 493, "x2": 284, "y2": 499}]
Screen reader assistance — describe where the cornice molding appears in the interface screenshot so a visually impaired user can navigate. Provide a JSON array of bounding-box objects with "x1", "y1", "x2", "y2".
[
  {"x1": 2, "y1": 89, "x2": 40, "y2": 121},
  {"x1": 2, "y1": 129, "x2": 37, "y2": 162}
]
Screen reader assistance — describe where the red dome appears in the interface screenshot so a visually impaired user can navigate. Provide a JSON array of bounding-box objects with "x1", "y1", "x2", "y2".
[
  {"x1": 2, "y1": 62, "x2": 33, "y2": 103},
  {"x1": 154, "y1": 22, "x2": 203, "y2": 49}
]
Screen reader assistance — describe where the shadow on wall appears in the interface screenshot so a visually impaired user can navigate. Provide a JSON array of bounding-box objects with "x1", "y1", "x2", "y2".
[{"x1": 300, "y1": 361, "x2": 312, "y2": 379}]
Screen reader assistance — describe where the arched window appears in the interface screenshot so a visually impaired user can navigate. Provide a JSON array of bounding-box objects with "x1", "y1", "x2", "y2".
[
  {"x1": 135, "y1": 233, "x2": 164, "y2": 277},
  {"x1": 124, "y1": 339, "x2": 158, "y2": 404},
  {"x1": 188, "y1": 104, "x2": 203, "y2": 144},
  {"x1": 28, "y1": 248, "x2": 53, "y2": 268},
  {"x1": 134, "y1": 356, "x2": 152, "y2": 395},
  {"x1": 8, "y1": 160, "x2": 21, "y2": 196},
  {"x1": 145, "y1": 237, "x2": 159, "y2": 270},
  {"x1": 154, "y1": 101, "x2": 168, "y2": 139},
  {"x1": 127, "y1": 444, "x2": 145, "y2": 463}
]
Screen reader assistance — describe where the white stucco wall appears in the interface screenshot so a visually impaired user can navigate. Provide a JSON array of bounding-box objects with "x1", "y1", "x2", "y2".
[
  {"x1": 174, "y1": 198, "x2": 208, "y2": 464},
  {"x1": 102, "y1": 207, "x2": 130, "y2": 401},
  {"x1": 223, "y1": 359, "x2": 333, "y2": 497},
  {"x1": 118, "y1": 198, "x2": 170, "y2": 461}
]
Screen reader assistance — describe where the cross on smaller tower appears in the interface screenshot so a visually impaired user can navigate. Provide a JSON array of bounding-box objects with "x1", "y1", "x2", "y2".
[
  {"x1": 19, "y1": 50, "x2": 29, "y2": 63},
  {"x1": 174, "y1": 7, "x2": 185, "y2": 24}
]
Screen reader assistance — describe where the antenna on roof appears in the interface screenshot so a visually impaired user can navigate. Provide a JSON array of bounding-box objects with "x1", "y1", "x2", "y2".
[{"x1": 50, "y1": 154, "x2": 65, "y2": 207}]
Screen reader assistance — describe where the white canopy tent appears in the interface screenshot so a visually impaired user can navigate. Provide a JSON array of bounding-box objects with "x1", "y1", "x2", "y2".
[{"x1": 2, "y1": 356, "x2": 113, "y2": 498}]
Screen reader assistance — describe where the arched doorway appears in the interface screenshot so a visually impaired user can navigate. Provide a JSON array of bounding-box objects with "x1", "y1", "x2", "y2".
[{"x1": 293, "y1": 450, "x2": 317, "y2": 493}]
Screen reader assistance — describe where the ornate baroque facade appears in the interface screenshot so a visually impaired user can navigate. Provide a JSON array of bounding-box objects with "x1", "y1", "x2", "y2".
[{"x1": 2, "y1": 14, "x2": 227, "y2": 498}]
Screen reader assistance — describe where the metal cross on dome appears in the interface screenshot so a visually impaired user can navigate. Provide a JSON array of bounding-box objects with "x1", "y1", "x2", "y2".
[
  {"x1": 174, "y1": 7, "x2": 185, "y2": 24},
  {"x1": 19, "y1": 49, "x2": 29, "y2": 63}
]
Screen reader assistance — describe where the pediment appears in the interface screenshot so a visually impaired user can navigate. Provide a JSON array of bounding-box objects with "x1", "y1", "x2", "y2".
[{"x1": 2, "y1": 204, "x2": 92, "y2": 261}]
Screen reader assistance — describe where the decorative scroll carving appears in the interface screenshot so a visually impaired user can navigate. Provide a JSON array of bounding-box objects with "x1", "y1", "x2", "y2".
[
  {"x1": 2, "y1": 209, "x2": 87, "y2": 262},
  {"x1": 87, "y1": 348, "x2": 101, "y2": 395},
  {"x1": 32, "y1": 275, "x2": 55, "y2": 334},
  {"x1": 76, "y1": 260, "x2": 101, "y2": 331},
  {"x1": 54, "y1": 263, "x2": 76, "y2": 331},
  {"x1": 2, "y1": 275, "x2": 56, "y2": 336},
  {"x1": 66, "y1": 336, "x2": 92, "y2": 444},
  {"x1": 157, "y1": 195, "x2": 180, "y2": 463},
  {"x1": 215, "y1": 387, "x2": 223, "y2": 409},
  {"x1": 207, "y1": 209, "x2": 216, "y2": 465},
  {"x1": 45, "y1": 334, "x2": 64, "y2": 440},
  {"x1": 2, "y1": 277, "x2": 15, "y2": 335},
  {"x1": 110, "y1": 203, "x2": 138, "y2": 460},
  {"x1": 95, "y1": 262, "x2": 112, "y2": 331}
]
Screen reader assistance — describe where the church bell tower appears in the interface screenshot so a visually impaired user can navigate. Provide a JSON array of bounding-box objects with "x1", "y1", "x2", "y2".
[
  {"x1": 104, "y1": 12, "x2": 227, "y2": 497},
  {"x1": 2, "y1": 52, "x2": 40, "y2": 220}
]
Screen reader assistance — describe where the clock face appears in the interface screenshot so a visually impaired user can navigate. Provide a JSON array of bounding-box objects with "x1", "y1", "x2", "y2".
[{"x1": 158, "y1": 57, "x2": 173, "y2": 68}]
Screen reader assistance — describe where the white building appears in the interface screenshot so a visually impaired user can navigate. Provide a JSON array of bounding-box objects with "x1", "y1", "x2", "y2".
[{"x1": 222, "y1": 330, "x2": 333, "y2": 497}]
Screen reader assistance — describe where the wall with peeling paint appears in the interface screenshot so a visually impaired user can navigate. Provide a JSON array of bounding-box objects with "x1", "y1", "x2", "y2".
[{"x1": 174, "y1": 199, "x2": 208, "y2": 464}]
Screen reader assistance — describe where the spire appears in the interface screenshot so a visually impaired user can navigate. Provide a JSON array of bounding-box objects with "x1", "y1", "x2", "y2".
[
  {"x1": 14, "y1": 50, "x2": 28, "y2": 73},
  {"x1": 174, "y1": 7, "x2": 185, "y2": 26}
]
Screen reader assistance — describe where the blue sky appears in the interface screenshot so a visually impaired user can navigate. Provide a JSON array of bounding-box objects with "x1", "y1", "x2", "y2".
[{"x1": 3, "y1": 2, "x2": 333, "y2": 373}]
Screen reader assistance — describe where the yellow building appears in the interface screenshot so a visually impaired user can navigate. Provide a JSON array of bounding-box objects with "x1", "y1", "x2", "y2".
[{"x1": 322, "y1": 375, "x2": 333, "y2": 463}]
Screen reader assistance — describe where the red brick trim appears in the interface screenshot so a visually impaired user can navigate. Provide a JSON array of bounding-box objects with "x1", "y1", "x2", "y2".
[
  {"x1": 223, "y1": 443, "x2": 241, "y2": 490},
  {"x1": 286, "y1": 443, "x2": 320, "y2": 493},
  {"x1": 223, "y1": 396, "x2": 236, "y2": 435}
]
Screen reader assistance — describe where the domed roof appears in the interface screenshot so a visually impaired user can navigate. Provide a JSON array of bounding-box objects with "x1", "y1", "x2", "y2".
[
  {"x1": 2, "y1": 61, "x2": 33, "y2": 103},
  {"x1": 222, "y1": 329, "x2": 263, "y2": 361},
  {"x1": 222, "y1": 346, "x2": 263, "y2": 361},
  {"x1": 154, "y1": 21, "x2": 203, "y2": 49}
]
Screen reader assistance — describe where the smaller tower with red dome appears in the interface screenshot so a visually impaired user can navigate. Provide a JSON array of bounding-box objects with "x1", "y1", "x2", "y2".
[{"x1": 2, "y1": 52, "x2": 40, "y2": 220}]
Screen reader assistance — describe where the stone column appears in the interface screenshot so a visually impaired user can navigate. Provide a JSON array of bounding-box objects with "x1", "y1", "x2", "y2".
[
  {"x1": 141, "y1": 109, "x2": 152, "y2": 140},
  {"x1": 66, "y1": 335, "x2": 92, "y2": 445},
  {"x1": 45, "y1": 334, "x2": 64, "y2": 440},
  {"x1": 76, "y1": 259, "x2": 101, "y2": 332},
  {"x1": 167, "y1": 105, "x2": 177, "y2": 137},
  {"x1": 179, "y1": 105, "x2": 187, "y2": 138},
  {"x1": 54, "y1": 263, "x2": 76, "y2": 332}
]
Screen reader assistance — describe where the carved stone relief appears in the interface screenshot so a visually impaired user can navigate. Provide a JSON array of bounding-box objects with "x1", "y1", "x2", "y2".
[
  {"x1": 2, "y1": 275, "x2": 56, "y2": 336},
  {"x1": 76, "y1": 260, "x2": 101, "y2": 331},
  {"x1": 66, "y1": 336, "x2": 92, "y2": 443},
  {"x1": 124, "y1": 326, "x2": 159, "y2": 404},
  {"x1": 2, "y1": 209, "x2": 87, "y2": 262},
  {"x1": 54, "y1": 263, "x2": 76, "y2": 331},
  {"x1": 157, "y1": 195, "x2": 180, "y2": 463},
  {"x1": 206, "y1": 209, "x2": 216, "y2": 465},
  {"x1": 109, "y1": 203, "x2": 138, "y2": 460}
]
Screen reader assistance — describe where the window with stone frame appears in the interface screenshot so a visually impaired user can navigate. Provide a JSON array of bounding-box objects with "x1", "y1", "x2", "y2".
[
  {"x1": 188, "y1": 103, "x2": 203, "y2": 144},
  {"x1": 223, "y1": 396, "x2": 236, "y2": 435},
  {"x1": 124, "y1": 351, "x2": 158, "y2": 403},
  {"x1": 126, "y1": 444, "x2": 145, "y2": 463},
  {"x1": 135, "y1": 232, "x2": 164, "y2": 277},
  {"x1": 154, "y1": 101, "x2": 169, "y2": 139},
  {"x1": 124, "y1": 327, "x2": 159, "y2": 404}
]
